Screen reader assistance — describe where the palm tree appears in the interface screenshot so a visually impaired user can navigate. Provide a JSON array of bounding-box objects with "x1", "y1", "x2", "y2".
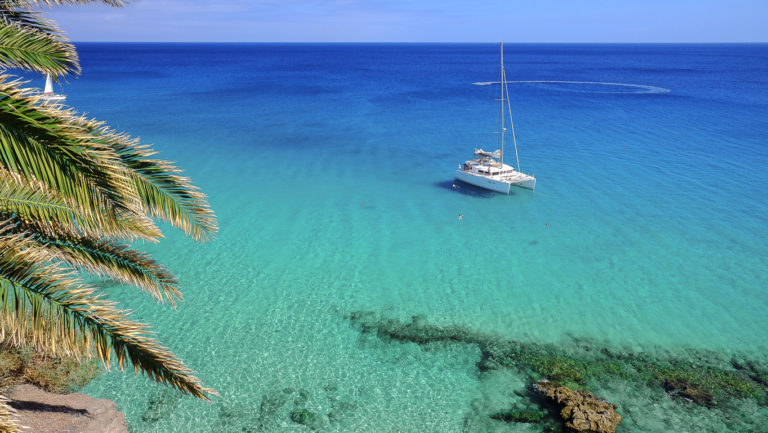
[{"x1": 0, "y1": 0, "x2": 218, "y2": 430}]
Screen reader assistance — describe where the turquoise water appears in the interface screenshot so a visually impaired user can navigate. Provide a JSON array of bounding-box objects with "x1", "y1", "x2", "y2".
[{"x1": 47, "y1": 43, "x2": 768, "y2": 431}]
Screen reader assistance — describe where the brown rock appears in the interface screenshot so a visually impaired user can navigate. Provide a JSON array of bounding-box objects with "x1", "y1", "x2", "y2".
[
  {"x1": 6, "y1": 384, "x2": 128, "y2": 433},
  {"x1": 535, "y1": 381, "x2": 622, "y2": 433}
]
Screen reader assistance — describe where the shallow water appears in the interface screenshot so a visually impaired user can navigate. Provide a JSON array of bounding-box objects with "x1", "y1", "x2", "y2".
[{"x1": 38, "y1": 43, "x2": 768, "y2": 431}]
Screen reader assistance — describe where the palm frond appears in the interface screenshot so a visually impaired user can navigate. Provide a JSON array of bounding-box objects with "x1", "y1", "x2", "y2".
[
  {"x1": 0, "y1": 225, "x2": 215, "y2": 400},
  {"x1": 0, "y1": 396, "x2": 21, "y2": 433},
  {"x1": 37, "y1": 104, "x2": 218, "y2": 241},
  {"x1": 32, "y1": 233, "x2": 182, "y2": 306},
  {"x1": 0, "y1": 77, "x2": 161, "y2": 241},
  {"x1": 0, "y1": 5, "x2": 60, "y2": 35},
  {"x1": 0, "y1": 23, "x2": 78, "y2": 77},
  {"x1": 102, "y1": 134, "x2": 218, "y2": 241},
  {"x1": 0, "y1": 168, "x2": 135, "y2": 239}
]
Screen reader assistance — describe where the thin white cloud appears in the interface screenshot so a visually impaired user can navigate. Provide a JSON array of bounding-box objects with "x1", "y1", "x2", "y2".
[{"x1": 42, "y1": 0, "x2": 768, "y2": 42}]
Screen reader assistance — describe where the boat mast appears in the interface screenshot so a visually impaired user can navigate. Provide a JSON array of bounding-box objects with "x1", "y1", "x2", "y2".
[
  {"x1": 506, "y1": 73, "x2": 522, "y2": 172},
  {"x1": 499, "y1": 42, "x2": 505, "y2": 168},
  {"x1": 501, "y1": 44, "x2": 522, "y2": 172}
]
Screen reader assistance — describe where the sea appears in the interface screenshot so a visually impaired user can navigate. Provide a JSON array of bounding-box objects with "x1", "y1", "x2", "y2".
[{"x1": 38, "y1": 43, "x2": 768, "y2": 431}]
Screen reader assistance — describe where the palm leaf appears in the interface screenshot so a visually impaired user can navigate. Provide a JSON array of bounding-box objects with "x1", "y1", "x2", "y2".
[
  {"x1": 99, "y1": 133, "x2": 218, "y2": 241},
  {"x1": 42, "y1": 106, "x2": 218, "y2": 241},
  {"x1": 0, "y1": 396, "x2": 20, "y2": 433},
  {"x1": 0, "y1": 5, "x2": 60, "y2": 35},
  {"x1": 32, "y1": 233, "x2": 182, "y2": 306},
  {"x1": 0, "y1": 168, "x2": 138, "y2": 239},
  {"x1": 0, "y1": 226, "x2": 215, "y2": 399},
  {"x1": 0, "y1": 77, "x2": 161, "y2": 241},
  {"x1": 0, "y1": 23, "x2": 78, "y2": 77}
]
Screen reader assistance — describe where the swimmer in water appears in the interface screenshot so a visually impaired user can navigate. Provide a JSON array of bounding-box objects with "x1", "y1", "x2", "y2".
[{"x1": 458, "y1": 214, "x2": 463, "y2": 220}]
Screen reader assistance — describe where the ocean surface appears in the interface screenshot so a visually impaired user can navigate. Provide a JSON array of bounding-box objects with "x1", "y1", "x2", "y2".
[{"x1": 37, "y1": 43, "x2": 768, "y2": 431}]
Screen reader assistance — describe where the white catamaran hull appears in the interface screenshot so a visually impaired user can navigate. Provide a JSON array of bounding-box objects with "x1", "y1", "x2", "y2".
[
  {"x1": 455, "y1": 170, "x2": 536, "y2": 193},
  {"x1": 455, "y1": 170, "x2": 511, "y2": 193},
  {"x1": 40, "y1": 94, "x2": 66, "y2": 105}
]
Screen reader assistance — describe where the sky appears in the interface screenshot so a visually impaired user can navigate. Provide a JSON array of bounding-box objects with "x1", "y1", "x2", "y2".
[{"x1": 45, "y1": 0, "x2": 768, "y2": 43}]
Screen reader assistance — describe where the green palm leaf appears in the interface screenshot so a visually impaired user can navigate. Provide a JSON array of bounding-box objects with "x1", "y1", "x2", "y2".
[
  {"x1": 38, "y1": 108, "x2": 218, "y2": 241},
  {"x1": 0, "y1": 5, "x2": 60, "y2": 35},
  {"x1": 0, "y1": 78, "x2": 161, "y2": 241},
  {"x1": 0, "y1": 23, "x2": 78, "y2": 76},
  {"x1": 33, "y1": 233, "x2": 182, "y2": 306},
  {"x1": 99, "y1": 133, "x2": 218, "y2": 241},
  {"x1": 0, "y1": 168, "x2": 136, "y2": 239},
  {"x1": 0, "y1": 226, "x2": 215, "y2": 399},
  {"x1": 0, "y1": 0, "x2": 218, "y2": 418}
]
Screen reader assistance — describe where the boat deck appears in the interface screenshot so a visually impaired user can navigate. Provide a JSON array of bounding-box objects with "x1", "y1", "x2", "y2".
[{"x1": 498, "y1": 171, "x2": 535, "y2": 184}]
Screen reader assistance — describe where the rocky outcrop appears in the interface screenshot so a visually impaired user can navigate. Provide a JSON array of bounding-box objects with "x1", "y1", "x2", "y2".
[
  {"x1": 535, "y1": 381, "x2": 622, "y2": 433},
  {"x1": 6, "y1": 384, "x2": 128, "y2": 433}
]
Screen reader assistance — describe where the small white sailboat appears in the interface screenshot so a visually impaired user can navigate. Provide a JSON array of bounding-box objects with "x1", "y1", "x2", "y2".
[
  {"x1": 39, "y1": 74, "x2": 66, "y2": 105},
  {"x1": 455, "y1": 42, "x2": 536, "y2": 193}
]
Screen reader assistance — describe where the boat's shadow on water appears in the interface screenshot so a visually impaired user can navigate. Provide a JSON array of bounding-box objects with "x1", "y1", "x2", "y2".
[{"x1": 435, "y1": 180, "x2": 510, "y2": 198}]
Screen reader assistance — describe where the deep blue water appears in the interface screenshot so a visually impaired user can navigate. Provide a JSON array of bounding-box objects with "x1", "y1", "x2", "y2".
[{"x1": 27, "y1": 43, "x2": 768, "y2": 431}]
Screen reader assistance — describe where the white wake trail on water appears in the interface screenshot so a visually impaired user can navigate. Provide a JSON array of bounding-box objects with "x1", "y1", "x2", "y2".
[{"x1": 473, "y1": 80, "x2": 671, "y2": 94}]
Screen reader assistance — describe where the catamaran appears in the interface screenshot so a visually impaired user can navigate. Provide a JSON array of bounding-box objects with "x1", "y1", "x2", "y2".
[
  {"x1": 39, "y1": 74, "x2": 66, "y2": 105},
  {"x1": 455, "y1": 42, "x2": 536, "y2": 193}
]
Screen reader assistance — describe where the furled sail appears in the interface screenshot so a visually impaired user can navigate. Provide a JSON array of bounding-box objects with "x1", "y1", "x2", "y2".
[{"x1": 474, "y1": 148, "x2": 501, "y2": 158}]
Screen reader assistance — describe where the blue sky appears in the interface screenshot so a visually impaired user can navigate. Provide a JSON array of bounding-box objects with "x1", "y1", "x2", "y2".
[{"x1": 46, "y1": 0, "x2": 767, "y2": 42}]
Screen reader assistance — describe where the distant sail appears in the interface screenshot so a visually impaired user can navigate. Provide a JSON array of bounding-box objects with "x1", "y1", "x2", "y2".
[
  {"x1": 40, "y1": 74, "x2": 66, "y2": 104},
  {"x1": 43, "y1": 74, "x2": 54, "y2": 94}
]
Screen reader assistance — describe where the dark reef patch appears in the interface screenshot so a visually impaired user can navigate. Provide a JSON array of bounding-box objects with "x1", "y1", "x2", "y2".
[
  {"x1": 141, "y1": 388, "x2": 181, "y2": 423},
  {"x1": 290, "y1": 408, "x2": 325, "y2": 430},
  {"x1": 347, "y1": 311, "x2": 768, "y2": 431},
  {"x1": 209, "y1": 383, "x2": 359, "y2": 432}
]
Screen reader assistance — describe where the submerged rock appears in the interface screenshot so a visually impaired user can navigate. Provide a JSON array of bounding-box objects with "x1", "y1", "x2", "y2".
[
  {"x1": 535, "y1": 381, "x2": 622, "y2": 433},
  {"x1": 290, "y1": 408, "x2": 324, "y2": 430},
  {"x1": 293, "y1": 388, "x2": 310, "y2": 406},
  {"x1": 212, "y1": 403, "x2": 259, "y2": 433},
  {"x1": 490, "y1": 407, "x2": 546, "y2": 423},
  {"x1": 256, "y1": 390, "x2": 289, "y2": 430},
  {"x1": 662, "y1": 379, "x2": 714, "y2": 407},
  {"x1": 328, "y1": 400, "x2": 358, "y2": 424},
  {"x1": 141, "y1": 388, "x2": 181, "y2": 423}
]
